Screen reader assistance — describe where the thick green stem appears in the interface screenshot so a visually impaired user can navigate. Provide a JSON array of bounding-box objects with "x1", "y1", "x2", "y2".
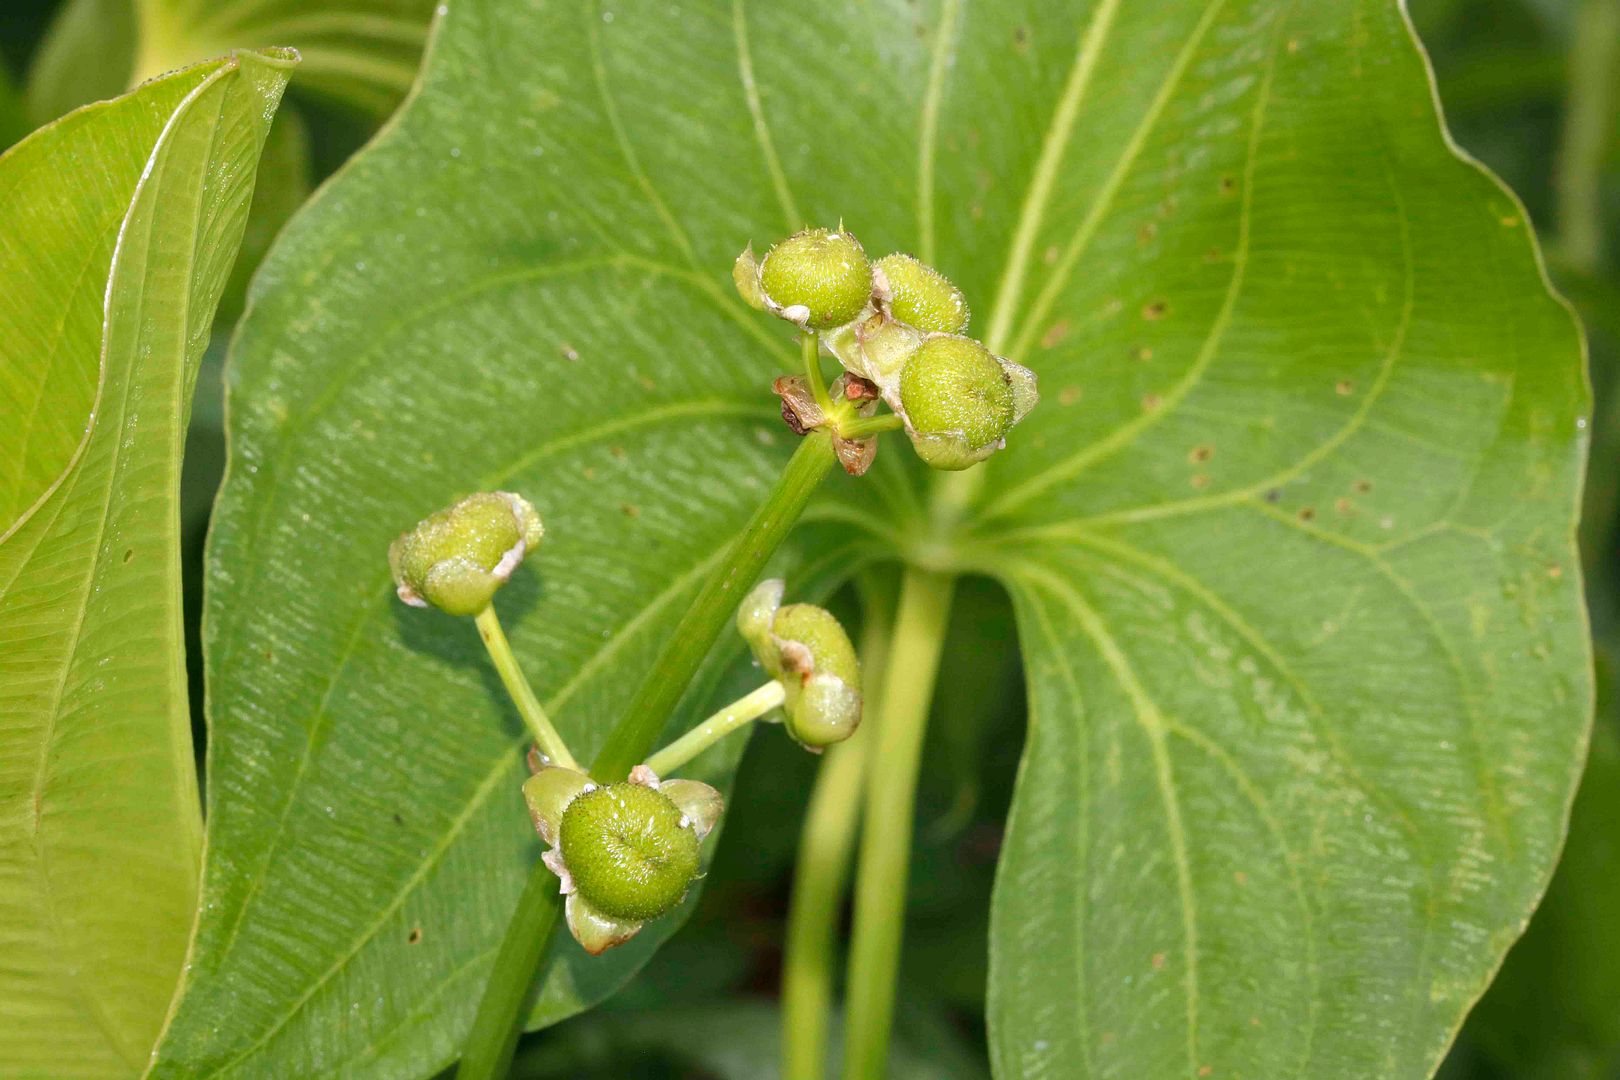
[
  {"x1": 804, "y1": 331, "x2": 834, "y2": 416},
  {"x1": 841, "y1": 568, "x2": 956, "y2": 1079},
  {"x1": 780, "y1": 574, "x2": 896, "y2": 1080},
  {"x1": 456, "y1": 429, "x2": 836, "y2": 1079},
  {"x1": 591, "y1": 428, "x2": 838, "y2": 782},
  {"x1": 1555, "y1": 0, "x2": 1620, "y2": 274},
  {"x1": 475, "y1": 605, "x2": 579, "y2": 771},
  {"x1": 454, "y1": 862, "x2": 561, "y2": 1080},
  {"x1": 645, "y1": 679, "x2": 786, "y2": 776}
]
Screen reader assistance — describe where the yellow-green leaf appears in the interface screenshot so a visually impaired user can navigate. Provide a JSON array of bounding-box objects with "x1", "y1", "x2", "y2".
[{"x1": 0, "y1": 49, "x2": 294, "y2": 1077}]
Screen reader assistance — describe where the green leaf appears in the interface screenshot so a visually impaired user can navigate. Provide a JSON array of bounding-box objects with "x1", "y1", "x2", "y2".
[
  {"x1": 1457, "y1": 649, "x2": 1620, "y2": 1078},
  {"x1": 0, "y1": 49, "x2": 294, "y2": 1077},
  {"x1": 159, "y1": 0, "x2": 1586, "y2": 1076},
  {"x1": 976, "y1": 4, "x2": 1589, "y2": 1076}
]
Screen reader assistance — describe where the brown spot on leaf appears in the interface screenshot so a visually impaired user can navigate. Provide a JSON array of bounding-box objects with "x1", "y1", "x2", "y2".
[
  {"x1": 1298, "y1": 507, "x2": 1316, "y2": 521},
  {"x1": 1059, "y1": 385, "x2": 1082, "y2": 406},
  {"x1": 1142, "y1": 300, "x2": 1168, "y2": 321},
  {"x1": 1189, "y1": 445, "x2": 1213, "y2": 463},
  {"x1": 1141, "y1": 393, "x2": 1162, "y2": 411},
  {"x1": 1041, "y1": 319, "x2": 1071, "y2": 349},
  {"x1": 1190, "y1": 473, "x2": 1209, "y2": 489},
  {"x1": 407, "y1": 927, "x2": 422, "y2": 945},
  {"x1": 621, "y1": 503, "x2": 640, "y2": 518},
  {"x1": 122, "y1": 548, "x2": 134, "y2": 563},
  {"x1": 1353, "y1": 479, "x2": 1372, "y2": 493},
  {"x1": 1334, "y1": 498, "x2": 1353, "y2": 514},
  {"x1": 1335, "y1": 379, "x2": 1354, "y2": 396},
  {"x1": 1151, "y1": 952, "x2": 1167, "y2": 970}
]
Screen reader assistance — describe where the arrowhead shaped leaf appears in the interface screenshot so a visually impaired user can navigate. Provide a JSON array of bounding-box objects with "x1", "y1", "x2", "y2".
[
  {"x1": 0, "y1": 50, "x2": 294, "y2": 1077},
  {"x1": 156, "y1": 0, "x2": 1587, "y2": 1077}
]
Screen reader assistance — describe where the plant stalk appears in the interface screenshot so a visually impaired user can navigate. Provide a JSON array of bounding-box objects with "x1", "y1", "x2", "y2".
[
  {"x1": 1555, "y1": 0, "x2": 1620, "y2": 274},
  {"x1": 455, "y1": 428, "x2": 837, "y2": 1078},
  {"x1": 804, "y1": 331, "x2": 834, "y2": 416},
  {"x1": 475, "y1": 605, "x2": 579, "y2": 771},
  {"x1": 454, "y1": 862, "x2": 562, "y2": 1080},
  {"x1": 841, "y1": 568, "x2": 956, "y2": 1079},
  {"x1": 591, "y1": 428, "x2": 838, "y2": 782},
  {"x1": 780, "y1": 572, "x2": 896, "y2": 1080},
  {"x1": 645, "y1": 679, "x2": 786, "y2": 776}
]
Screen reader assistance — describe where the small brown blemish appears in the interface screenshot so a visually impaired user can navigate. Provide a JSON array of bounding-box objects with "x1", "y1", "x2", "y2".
[
  {"x1": 1334, "y1": 498, "x2": 1353, "y2": 514},
  {"x1": 621, "y1": 503, "x2": 640, "y2": 518},
  {"x1": 1190, "y1": 473, "x2": 1210, "y2": 489},
  {"x1": 1500, "y1": 216, "x2": 1520, "y2": 228},
  {"x1": 1298, "y1": 506, "x2": 1316, "y2": 522},
  {"x1": 392, "y1": 812, "x2": 404, "y2": 825},
  {"x1": 637, "y1": 374, "x2": 656, "y2": 390},
  {"x1": 582, "y1": 466, "x2": 597, "y2": 480},
  {"x1": 262, "y1": 649, "x2": 274, "y2": 662},
  {"x1": 1136, "y1": 346, "x2": 1153, "y2": 362},
  {"x1": 1059, "y1": 385, "x2": 1082, "y2": 406},
  {"x1": 610, "y1": 446, "x2": 627, "y2": 460},
  {"x1": 1287, "y1": 37, "x2": 1300, "y2": 52},
  {"x1": 1142, "y1": 300, "x2": 1168, "y2": 321},
  {"x1": 1234, "y1": 870, "x2": 1248, "y2": 885},
  {"x1": 1335, "y1": 379, "x2": 1354, "y2": 396},
  {"x1": 1264, "y1": 488, "x2": 1282, "y2": 503},
  {"x1": 1199, "y1": 1066, "x2": 1213, "y2": 1077},
  {"x1": 1189, "y1": 445, "x2": 1214, "y2": 464},
  {"x1": 559, "y1": 343, "x2": 579, "y2": 362},
  {"x1": 122, "y1": 548, "x2": 135, "y2": 563},
  {"x1": 407, "y1": 927, "x2": 422, "y2": 945},
  {"x1": 1138, "y1": 222, "x2": 1157, "y2": 243},
  {"x1": 1141, "y1": 393, "x2": 1162, "y2": 411},
  {"x1": 1205, "y1": 246, "x2": 1222, "y2": 263},
  {"x1": 1548, "y1": 564, "x2": 1564, "y2": 580},
  {"x1": 1012, "y1": 25, "x2": 1029, "y2": 51},
  {"x1": 1041, "y1": 319, "x2": 1071, "y2": 349},
  {"x1": 1151, "y1": 952, "x2": 1167, "y2": 970},
  {"x1": 1249, "y1": 1016, "x2": 1262, "y2": 1028},
  {"x1": 1219, "y1": 175, "x2": 1237, "y2": 194},
  {"x1": 1353, "y1": 479, "x2": 1372, "y2": 493}
]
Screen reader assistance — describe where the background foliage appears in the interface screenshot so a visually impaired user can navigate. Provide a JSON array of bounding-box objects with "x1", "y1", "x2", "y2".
[{"x1": 0, "y1": 0, "x2": 1613, "y2": 1077}]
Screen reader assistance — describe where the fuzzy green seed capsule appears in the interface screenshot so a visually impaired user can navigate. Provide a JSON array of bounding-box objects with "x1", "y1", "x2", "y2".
[
  {"x1": 390, "y1": 492, "x2": 544, "y2": 616},
  {"x1": 558, "y1": 782, "x2": 701, "y2": 922},
  {"x1": 759, "y1": 228, "x2": 873, "y2": 330},
  {"x1": 875, "y1": 253, "x2": 969, "y2": 334},
  {"x1": 899, "y1": 336, "x2": 1015, "y2": 470},
  {"x1": 773, "y1": 604, "x2": 860, "y2": 687}
]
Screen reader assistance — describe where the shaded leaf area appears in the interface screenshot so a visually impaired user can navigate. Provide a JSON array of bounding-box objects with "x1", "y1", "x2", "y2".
[
  {"x1": 155, "y1": 0, "x2": 1586, "y2": 1078},
  {"x1": 0, "y1": 51, "x2": 293, "y2": 1077},
  {"x1": 26, "y1": 0, "x2": 434, "y2": 126},
  {"x1": 969, "y1": 1, "x2": 1588, "y2": 1075},
  {"x1": 512, "y1": 997, "x2": 987, "y2": 1080}
]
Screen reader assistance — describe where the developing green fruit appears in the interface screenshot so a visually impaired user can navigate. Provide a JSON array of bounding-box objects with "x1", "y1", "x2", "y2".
[
  {"x1": 558, "y1": 782, "x2": 701, "y2": 921},
  {"x1": 389, "y1": 491, "x2": 543, "y2": 615},
  {"x1": 527, "y1": 764, "x2": 724, "y2": 954},
  {"x1": 900, "y1": 336, "x2": 1015, "y2": 470},
  {"x1": 737, "y1": 579, "x2": 863, "y2": 748},
  {"x1": 875, "y1": 253, "x2": 969, "y2": 334},
  {"x1": 759, "y1": 227, "x2": 873, "y2": 330}
]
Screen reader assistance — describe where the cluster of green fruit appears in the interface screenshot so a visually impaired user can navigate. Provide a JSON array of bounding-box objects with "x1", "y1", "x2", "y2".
[{"x1": 735, "y1": 227, "x2": 1038, "y2": 470}]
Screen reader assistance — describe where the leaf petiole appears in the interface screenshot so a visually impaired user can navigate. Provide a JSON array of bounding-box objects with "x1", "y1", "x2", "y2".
[
  {"x1": 474, "y1": 605, "x2": 579, "y2": 771},
  {"x1": 644, "y1": 679, "x2": 787, "y2": 776}
]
